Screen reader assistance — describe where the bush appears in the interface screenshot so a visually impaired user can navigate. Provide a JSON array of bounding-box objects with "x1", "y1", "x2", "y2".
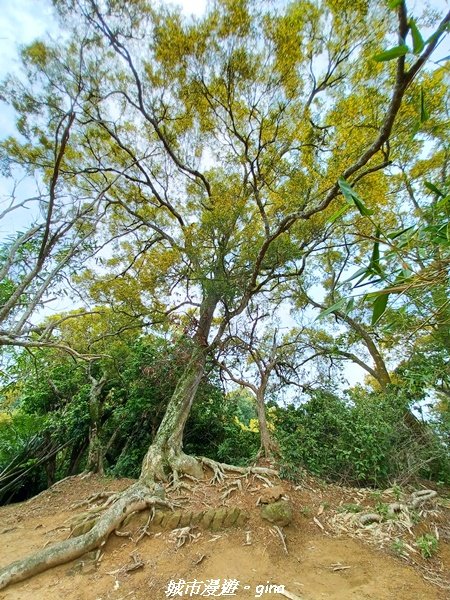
[
  {"x1": 0, "y1": 411, "x2": 48, "y2": 502},
  {"x1": 274, "y1": 387, "x2": 450, "y2": 487}
]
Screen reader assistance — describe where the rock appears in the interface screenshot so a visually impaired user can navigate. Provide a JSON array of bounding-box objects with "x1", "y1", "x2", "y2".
[
  {"x1": 235, "y1": 511, "x2": 249, "y2": 527},
  {"x1": 190, "y1": 511, "x2": 205, "y2": 526},
  {"x1": 258, "y1": 485, "x2": 286, "y2": 504},
  {"x1": 201, "y1": 509, "x2": 216, "y2": 529},
  {"x1": 152, "y1": 510, "x2": 166, "y2": 526},
  {"x1": 223, "y1": 507, "x2": 240, "y2": 527},
  {"x1": 179, "y1": 512, "x2": 193, "y2": 527},
  {"x1": 210, "y1": 508, "x2": 228, "y2": 531},
  {"x1": 260, "y1": 500, "x2": 293, "y2": 527},
  {"x1": 162, "y1": 511, "x2": 182, "y2": 529}
]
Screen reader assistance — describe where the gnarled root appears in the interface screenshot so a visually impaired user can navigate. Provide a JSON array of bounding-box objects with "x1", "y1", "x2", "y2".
[
  {"x1": 71, "y1": 491, "x2": 118, "y2": 510},
  {"x1": 141, "y1": 446, "x2": 204, "y2": 484},
  {"x1": 0, "y1": 481, "x2": 170, "y2": 590},
  {"x1": 199, "y1": 457, "x2": 279, "y2": 485},
  {"x1": 0, "y1": 451, "x2": 278, "y2": 590}
]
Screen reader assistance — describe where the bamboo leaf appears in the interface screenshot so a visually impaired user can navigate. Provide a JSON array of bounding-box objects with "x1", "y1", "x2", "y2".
[
  {"x1": 370, "y1": 227, "x2": 382, "y2": 275},
  {"x1": 338, "y1": 178, "x2": 374, "y2": 216},
  {"x1": 371, "y1": 294, "x2": 389, "y2": 325},
  {"x1": 424, "y1": 181, "x2": 445, "y2": 197},
  {"x1": 316, "y1": 299, "x2": 346, "y2": 320},
  {"x1": 387, "y1": 0, "x2": 403, "y2": 8},
  {"x1": 338, "y1": 177, "x2": 358, "y2": 203},
  {"x1": 409, "y1": 19, "x2": 425, "y2": 55},
  {"x1": 327, "y1": 203, "x2": 350, "y2": 224},
  {"x1": 373, "y1": 44, "x2": 408, "y2": 62},
  {"x1": 352, "y1": 196, "x2": 374, "y2": 216},
  {"x1": 386, "y1": 225, "x2": 415, "y2": 239},
  {"x1": 344, "y1": 266, "x2": 371, "y2": 284}
]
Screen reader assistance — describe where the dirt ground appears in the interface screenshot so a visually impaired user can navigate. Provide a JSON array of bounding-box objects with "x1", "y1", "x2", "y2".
[{"x1": 0, "y1": 471, "x2": 448, "y2": 600}]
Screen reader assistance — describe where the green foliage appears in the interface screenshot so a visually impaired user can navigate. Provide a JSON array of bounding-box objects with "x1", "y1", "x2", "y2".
[
  {"x1": 0, "y1": 334, "x2": 262, "y2": 491},
  {"x1": 416, "y1": 533, "x2": 439, "y2": 559},
  {"x1": 375, "y1": 501, "x2": 391, "y2": 519},
  {"x1": 275, "y1": 387, "x2": 450, "y2": 487},
  {"x1": 338, "y1": 503, "x2": 363, "y2": 513},
  {"x1": 338, "y1": 178, "x2": 374, "y2": 216},
  {"x1": 391, "y1": 538, "x2": 406, "y2": 556},
  {"x1": 373, "y1": 44, "x2": 409, "y2": 62},
  {"x1": 0, "y1": 412, "x2": 47, "y2": 502}
]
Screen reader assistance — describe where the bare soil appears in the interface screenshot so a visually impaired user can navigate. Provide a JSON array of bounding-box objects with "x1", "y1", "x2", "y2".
[{"x1": 0, "y1": 472, "x2": 448, "y2": 600}]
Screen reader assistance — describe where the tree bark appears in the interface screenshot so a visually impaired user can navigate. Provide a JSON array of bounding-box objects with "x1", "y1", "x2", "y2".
[
  {"x1": 140, "y1": 293, "x2": 218, "y2": 483},
  {"x1": 67, "y1": 440, "x2": 88, "y2": 476},
  {"x1": 334, "y1": 310, "x2": 392, "y2": 390},
  {"x1": 86, "y1": 374, "x2": 107, "y2": 475},
  {"x1": 255, "y1": 387, "x2": 278, "y2": 459}
]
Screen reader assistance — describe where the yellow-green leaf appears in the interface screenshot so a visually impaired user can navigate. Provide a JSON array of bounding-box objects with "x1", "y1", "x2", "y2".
[
  {"x1": 373, "y1": 44, "x2": 408, "y2": 62},
  {"x1": 409, "y1": 19, "x2": 425, "y2": 55}
]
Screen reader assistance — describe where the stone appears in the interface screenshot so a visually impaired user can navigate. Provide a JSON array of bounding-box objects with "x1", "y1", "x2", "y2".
[
  {"x1": 162, "y1": 511, "x2": 182, "y2": 529},
  {"x1": 258, "y1": 485, "x2": 286, "y2": 504},
  {"x1": 190, "y1": 511, "x2": 205, "y2": 526},
  {"x1": 235, "y1": 511, "x2": 249, "y2": 527},
  {"x1": 201, "y1": 509, "x2": 216, "y2": 529},
  {"x1": 178, "y1": 512, "x2": 193, "y2": 528},
  {"x1": 223, "y1": 507, "x2": 240, "y2": 527},
  {"x1": 210, "y1": 508, "x2": 228, "y2": 531},
  {"x1": 260, "y1": 500, "x2": 293, "y2": 527}
]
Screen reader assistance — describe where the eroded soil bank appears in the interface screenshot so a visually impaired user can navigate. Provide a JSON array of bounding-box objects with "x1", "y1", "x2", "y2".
[{"x1": 0, "y1": 472, "x2": 448, "y2": 600}]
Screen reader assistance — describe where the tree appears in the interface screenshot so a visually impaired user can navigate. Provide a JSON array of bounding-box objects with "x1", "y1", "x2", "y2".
[
  {"x1": 217, "y1": 306, "x2": 322, "y2": 458},
  {"x1": 0, "y1": 62, "x2": 106, "y2": 357},
  {"x1": 0, "y1": 0, "x2": 449, "y2": 588}
]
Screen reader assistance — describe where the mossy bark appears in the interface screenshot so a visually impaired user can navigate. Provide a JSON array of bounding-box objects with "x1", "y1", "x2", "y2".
[
  {"x1": 86, "y1": 374, "x2": 107, "y2": 475},
  {"x1": 140, "y1": 293, "x2": 218, "y2": 483},
  {"x1": 255, "y1": 387, "x2": 279, "y2": 459}
]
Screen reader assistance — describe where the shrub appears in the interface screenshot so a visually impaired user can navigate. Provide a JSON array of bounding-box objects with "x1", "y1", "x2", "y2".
[{"x1": 274, "y1": 387, "x2": 450, "y2": 487}]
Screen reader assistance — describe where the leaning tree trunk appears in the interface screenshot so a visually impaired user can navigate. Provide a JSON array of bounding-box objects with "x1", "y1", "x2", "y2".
[
  {"x1": 140, "y1": 294, "x2": 218, "y2": 484},
  {"x1": 336, "y1": 310, "x2": 431, "y2": 441}
]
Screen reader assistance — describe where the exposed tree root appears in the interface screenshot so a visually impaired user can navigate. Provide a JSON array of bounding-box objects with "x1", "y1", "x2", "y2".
[
  {"x1": 141, "y1": 446, "x2": 204, "y2": 484},
  {"x1": 0, "y1": 481, "x2": 171, "y2": 590},
  {"x1": 199, "y1": 456, "x2": 279, "y2": 484},
  {"x1": 71, "y1": 491, "x2": 117, "y2": 510},
  {"x1": 0, "y1": 453, "x2": 279, "y2": 590}
]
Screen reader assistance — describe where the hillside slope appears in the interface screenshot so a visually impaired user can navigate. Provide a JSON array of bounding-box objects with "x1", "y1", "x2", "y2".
[{"x1": 0, "y1": 473, "x2": 448, "y2": 600}]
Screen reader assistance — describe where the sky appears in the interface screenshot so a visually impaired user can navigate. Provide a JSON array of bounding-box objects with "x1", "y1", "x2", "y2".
[
  {"x1": 0, "y1": 0, "x2": 208, "y2": 132},
  {"x1": 0, "y1": 0, "x2": 209, "y2": 232}
]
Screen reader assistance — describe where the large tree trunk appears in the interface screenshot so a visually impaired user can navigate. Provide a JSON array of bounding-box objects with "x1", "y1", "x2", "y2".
[
  {"x1": 334, "y1": 310, "x2": 431, "y2": 440},
  {"x1": 140, "y1": 294, "x2": 218, "y2": 484}
]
